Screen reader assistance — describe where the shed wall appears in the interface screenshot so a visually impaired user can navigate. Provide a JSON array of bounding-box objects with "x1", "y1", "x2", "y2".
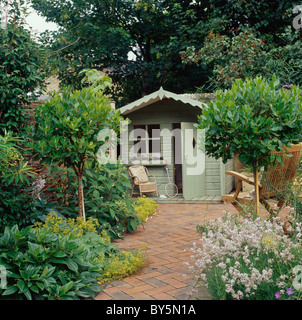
[{"x1": 121, "y1": 98, "x2": 234, "y2": 197}]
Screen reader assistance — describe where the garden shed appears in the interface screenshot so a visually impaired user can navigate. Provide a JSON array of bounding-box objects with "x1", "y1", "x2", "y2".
[{"x1": 119, "y1": 87, "x2": 234, "y2": 202}]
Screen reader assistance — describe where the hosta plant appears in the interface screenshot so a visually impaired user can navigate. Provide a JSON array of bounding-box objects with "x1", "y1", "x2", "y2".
[{"x1": 0, "y1": 225, "x2": 103, "y2": 300}]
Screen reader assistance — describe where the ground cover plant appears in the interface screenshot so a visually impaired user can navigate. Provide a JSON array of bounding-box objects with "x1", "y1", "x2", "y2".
[
  {"x1": 190, "y1": 212, "x2": 302, "y2": 300},
  {"x1": 0, "y1": 211, "x2": 147, "y2": 300},
  {"x1": 133, "y1": 196, "x2": 159, "y2": 223},
  {"x1": 0, "y1": 224, "x2": 103, "y2": 300}
]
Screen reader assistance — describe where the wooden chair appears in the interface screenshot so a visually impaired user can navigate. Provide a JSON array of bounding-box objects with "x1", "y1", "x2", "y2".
[
  {"x1": 128, "y1": 165, "x2": 159, "y2": 197},
  {"x1": 222, "y1": 143, "x2": 302, "y2": 216}
]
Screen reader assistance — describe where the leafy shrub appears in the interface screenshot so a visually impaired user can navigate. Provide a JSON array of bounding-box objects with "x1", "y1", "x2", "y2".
[
  {"x1": 0, "y1": 225, "x2": 103, "y2": 300},
  {"x1": 198, "y1": 76, "x2": 302, "y2": 168},
  {"x1": 190, "y1": 213, "x2": 302, "y2": 300},
  {"x1": 0, "y1": 182, "x2": 46, "y2": 233},
  {"x1": 50, "y1": 163, "x2": 142, "y2": 240},
  {"x1": 31, "y1": 72, "x2": 122, "y2": 217},
  {"x1": 0, "y1": 131, "x2": 43, "y2": 232},
  {"x1": 33, "y1": 211, "x2": 119, "y2": 257}
]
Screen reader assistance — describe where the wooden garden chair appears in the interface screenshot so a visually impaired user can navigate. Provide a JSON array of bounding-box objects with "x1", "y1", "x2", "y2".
[
  {"x1": 128, "y1": 165, "x2": 159, "y2": 197},
  {"x1": 222, "y1": 143, "x2": 302, "y2": 216}
]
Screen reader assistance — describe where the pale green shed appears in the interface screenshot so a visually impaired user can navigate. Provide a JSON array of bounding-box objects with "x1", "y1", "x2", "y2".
[{"x1": 119, "y1": 87, "x2": 234, "y2": 202}]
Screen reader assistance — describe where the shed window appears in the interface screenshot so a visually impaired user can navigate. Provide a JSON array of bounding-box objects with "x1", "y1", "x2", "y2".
[{"x1": 133, "y1": 124, "x2": 161, "y2": 155}]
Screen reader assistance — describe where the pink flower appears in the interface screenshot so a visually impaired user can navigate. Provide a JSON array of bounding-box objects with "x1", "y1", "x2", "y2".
[
  {"x1": 275, "y1": 292, "x2": 281, "y2": 299},
  {"x1": 282, "y1": 84, "x2": 293, "y2": 91},
  {"x1": 286, "y1": 288, "x2": 294, "y2": 296}
]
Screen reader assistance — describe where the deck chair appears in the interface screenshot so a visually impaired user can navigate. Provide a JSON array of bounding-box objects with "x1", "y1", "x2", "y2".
[
  {"x1": 128, "y1": 165, "x2": 159, "y2": 197},
  {"x1": 222, "y1": 143, "x2": 302, "y2": 216}
]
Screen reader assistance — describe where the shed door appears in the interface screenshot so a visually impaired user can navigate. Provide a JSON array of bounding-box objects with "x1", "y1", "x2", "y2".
[{"x1": 181, "y1": 122, "x2": 206, "y2": 199}]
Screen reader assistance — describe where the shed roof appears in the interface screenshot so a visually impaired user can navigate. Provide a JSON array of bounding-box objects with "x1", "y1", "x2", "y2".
[{"x1": 119, "y1": 87, "x2": 205, "y2": 115}]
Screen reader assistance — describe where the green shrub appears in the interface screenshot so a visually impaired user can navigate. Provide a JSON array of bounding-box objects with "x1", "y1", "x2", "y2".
[
  {"x1": 50, "y1": 163, "x2": 142, "y2": 240},
  {"x1": 0, "y1": 225, "x2": 103, "y2": 300},
  {"x1": 31, "y1": 71, "x2": 122, "y2": 218},
  {"x1": 0, "y1": 131, "x2": 44, "y2": 232}
]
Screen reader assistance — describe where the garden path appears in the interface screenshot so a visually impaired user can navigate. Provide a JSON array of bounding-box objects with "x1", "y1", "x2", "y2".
[
  {"x1": 95, "y1": 202, "x2": 290, "y2": 300},
  {"x1": 95, "y1": 202, "x2": 239, "y2": 300}
]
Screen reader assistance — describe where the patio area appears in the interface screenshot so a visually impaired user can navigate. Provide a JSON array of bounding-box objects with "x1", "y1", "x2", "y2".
[{"x1": 96, "y1": 201, "x2": 289, "y2": 300}]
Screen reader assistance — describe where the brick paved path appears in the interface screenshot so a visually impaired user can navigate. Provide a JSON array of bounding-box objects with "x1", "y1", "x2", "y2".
[{"x1": 96, "y1": 203, "x2": 239, "y2": 300}]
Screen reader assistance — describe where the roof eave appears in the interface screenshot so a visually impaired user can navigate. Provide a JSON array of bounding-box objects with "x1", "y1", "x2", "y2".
[{"x1": 120, "y1": 87, "x2": 205, "y2": 115}]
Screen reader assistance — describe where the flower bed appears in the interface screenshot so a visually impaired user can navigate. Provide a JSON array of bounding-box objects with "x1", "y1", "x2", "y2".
[{"x1": 188, "y1": 213, "x2": 302, "y2": 300}]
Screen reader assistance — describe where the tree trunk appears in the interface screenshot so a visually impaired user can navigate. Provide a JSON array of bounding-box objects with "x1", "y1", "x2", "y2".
[
  {"x1": 253, "y1": 160, "x2": 260, "y2": 216},
  {"x1": 77, "y1": 174, "x2": 84, "y2": 218}
]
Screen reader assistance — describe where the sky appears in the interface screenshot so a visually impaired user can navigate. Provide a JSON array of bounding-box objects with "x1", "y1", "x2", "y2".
[{"x1": 25, "y1": 5, "x2": 58, "y2": 35}]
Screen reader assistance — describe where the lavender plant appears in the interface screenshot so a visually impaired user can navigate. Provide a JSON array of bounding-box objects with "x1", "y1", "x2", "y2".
[{"x1": 189, "y1": 213, "x2": 302, "y2": 300}]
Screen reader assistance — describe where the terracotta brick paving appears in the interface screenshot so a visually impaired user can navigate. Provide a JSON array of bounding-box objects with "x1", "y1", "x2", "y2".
[
  {"x1": 95, "y1": 202, "x2": 239, "y2": 301},
  {"x1": 95, "y1": 201, "x2": 290, "y2": 301}
]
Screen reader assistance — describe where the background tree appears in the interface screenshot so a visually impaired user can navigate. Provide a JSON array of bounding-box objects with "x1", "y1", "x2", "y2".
[
  {"x1": 30, "y1": 0, "x2": 213, "y2": 106},
  {"x1": 0, "y1": 0, "x2": 46, "y2": 134},
  {"x1": 181, "y1": 30, "x2": 269, "y2": 91},
  {"x1": 203, "y1": 0, "x2": 297, "y2": 43},
  {"x1": 30, "y1": 0, "x2": 300, "y2": 102}
]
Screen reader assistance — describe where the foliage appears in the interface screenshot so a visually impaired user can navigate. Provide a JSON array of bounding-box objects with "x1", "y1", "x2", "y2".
[
  {"x1": 181, "y1": 30, "x2": 268, "y2": 91},
  {"x1": 31, "y1": 0, "x2": 213, "y2": 106},
  {"x1": 190, "y1": 213, "x2": 302, "y2": 300},
  {"x1": 98, "y1": 247, "x2": 146, "y2": 284},
  {"x1": 0, "y1": 131, "x2": 42, "y2": 232},
  {"x1": 0, "y1": 131, "x2": 34, "y2": 185},
  {"x1": 0, "y1": 182, "x2": 46, "y2": 234},
  {"x1": 0, "y1": 0, "x2": 46, "y2": 134},
  {"x1": 133, "y1": 196, "x2": 158, "y2": 223},
  {"x1": 49, "y1": 163, "x2": 142, "y2": 240},
  {"x1": 0, "y1": 225, "x2": 103, "y2": 300},
  {"x1": 33, "y1": 210, "x2": 110, "y2": 241},
  {"x1": 31, "y1": 0, "x2": 299, "y2": 103},
  {"x1": 262, "y1": 28, "x2": 302, "y2": 89},
  {"x1": 34, "y1": 211, "x2": 119, "y2": 256},
  {"x1": 197, "y1": 76, "x2": 302, "y2": 169},
  {"x1": 0, "y1": 211, "x2": 146, "y2": 300},
  {"x1": 30, "y1": 70, "x2": 123, "y2": 217},
  {"x1": 199, "y1": 0, "x2": 296, "y2": 42},
  {"x1": 35, "y1": 211, "x2": 146, "y2": 284}
]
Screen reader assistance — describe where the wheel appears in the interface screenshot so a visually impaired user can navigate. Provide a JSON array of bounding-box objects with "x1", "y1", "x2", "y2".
[{"x1": 165, "y1": 183, "x2": 178, "y2": 198}]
